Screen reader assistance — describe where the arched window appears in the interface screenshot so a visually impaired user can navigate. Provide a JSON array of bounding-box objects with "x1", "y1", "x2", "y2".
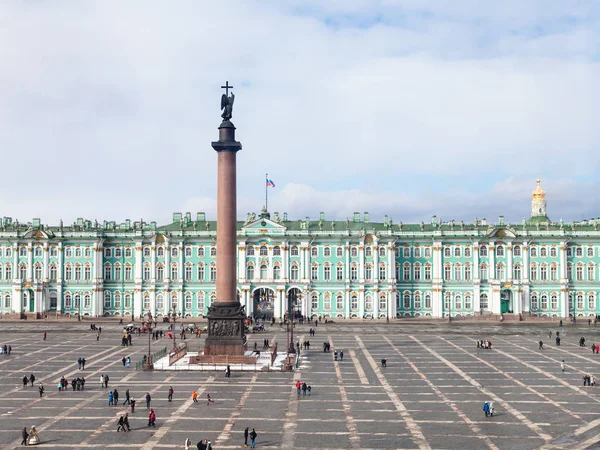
[
  {"x1": 246, "y1": 246, "x2": 255, "y2": 256},
  {"x1": 350, "y1": 264, "x2": 358, "y2": 281},
  {"x1": 124, "y1": 264, "x2": 132, "y2": 281},
  {"x1": 311, "y1": 292, "x2": 319, "y2": 310},
  {"x1": 576, "y1": 264, "x2": 584, "y2": 281},
  {"x1": 530, "y1": 247, "x2": 537, "y2": 257},
  {"x1": 185, "y1": 293, "x2": 192, "y2": 310},
  {"x1": 20, "y1": 246, "x2": 28, "y2": 257},
  {"x1": 260, "y1": 246, "x2": 268, "y2": 256},
  {"x1": 171, "y1": 263, "x2": 179, "y2": 280},
  {"x1": 455, "y1": 294, "x2": 462, "y2": 310},
  {"x1": 74, "y1": 264, "x2": 82, "y2": 281},
  {"x1": 114, "y1": 263, "x2": 122, "y2": 280},
  {"x1": 496, "y1": 263, "x2": 505, "y2": 280},
  {"x1": 540, "y1": 264, "x2": 547, "y2": 281},
  {"x1": 568, "y1": 293, "x2": 574, "y2": 311},
  {"x1": 513, "y1": 264, "x2": 521, "y2": 280},
  {"x1": 414, "y1": 246, "x2": 421, "y2": 258},
  {"x1": 185, "y1": 264, "x2": 192, "y2": 281},
  {"x1": 210, "y1": 247, "x2": 217, "y2": 257},
  {"x1": 336, "y1": 264, "x2": 343, "y2": 281},
  {"x1": 336, "y1": 294, "x2": 344, "y2": 310},
  {"x1": 444, "y1": 247, "x2": 451, "y2": 258},
  {"x1": 425, "y1": 293, "x2": 432, "y2": 309},
  {"x1": 403, "y1": 263, "x2": 410, "y2": 281},
  {"x1": 4, "y1": 293, "x2": 10, "y2": 309},
  {"x1": 291, "y1": 246, "x2": 299, "y2": 256},
  {"x1": 324, "y1": 247, "x2": 331, "y2": 257},
  {"x1": 550, "y1": 264, "x2": 558, "y2": 281},
  {"x1": 424, "y1": 264, "x2": 432, "y2": 280},
  {"x1": 84, "y1": 264, "x2": 91, "y2": 281},
  {"x1": 156, "y1": 264, "x2": 164, "y2": 280},
  {"x1": 197, "y1": 246, "x2": 205, "y2": 257},
  {"x1": 379, "y1": 293, "x2": 387, "y2": 310},
  {"x1": 541, "y1": 294, "x2": 548, "y2": 310},
  {"x1": 379, "y1": 246, "x2": 386, "y2": 257},
  {"x1": 530, "y1": 263, "x2": 537, "y2": 281},
  {"x1": 197, "y1": 263, "x2": 205, "y2": 281},
  {"x1": 324, "y1": 264, "x2": 331, "y2": 281},
  {"x1": 323, "y1": 293, "x2": 331, "y2": 310},
  {"x1": 444, "y1": 264, "x2": 451, "y2": 280},
  {"x1": 144, "y1": 246, "x2": 151, "y2": 258},
  {"x1": 311, "y1": 265, "x2": 319, "y2": 281},
  {"x1": 550, "y1": 247, "x2": 558, "y2": 257},
  {"x1": 454, "y1": 264, "x2": 461, "y2": 281},
  {"x1": 479, "y1": 246, "x2": 488, "y2": 257},
  {"x1": 210, "y1": 264, "x2": 216, "y2": 281},
  {"x1": 273, "y1": 246, "x2": 281, "y2": 256},
  {"x1": 365, "y1": 294, "x2": 373, "y2": 311},
  {"x1": 350, "y1": 293, "x2": 358, "y2": 310},
  {"x1": 589, "y1": 293, "x2": 596, "y2": 310},
  {"x1": 464, "y1": 247, "x2": 471, "y2": 258},
  {"x1": 378, "y1": 264, "x2": 386, "y2": 280},
  {"x1": 84, "y1": 294, "x2": 91, "y2": 309},
  {"x1": 577, "y1": 294, "x2": 584, "y2": 310},
  {"x1": 480, "y1": 293, "x2": 489, "y2": 311},
  {"x1": 74, "y1": 293, "x2": 81, "y2": 308},
  {"x1": 104, "y1": 291, "x2": 111, "y2": 308},
  {"x1": 465, "y1": 263, "x2": 471, "y2": 281},
  {"x1": 260, "y1": 264, "x2": 268, "y2": 279},
  {"x1": 424, "y1": 247, "x2": 432, "y2": 258},
  {"x1": 125, "y1": 247, "x2": 132, "y2": 258},
  {"x1": 365, "y1": 263, "x2": 372, "y2": 280},
  {"x1": 104, "y1": 264, "x2": 111, "y2": 280},
  {"x1": 197, "y1": 292, "x2": 205, "y2": 311},
  {"x1": 588, "y1": 264, "x2": 595, "y2": 281},
  {"x1": 171, "y1": 292, "x2": 179, "y2": 310},
  {"x1": 34, "y1": 264, "x2": 42, "y2": 280},
  {"x1": 444, "y1": 292, "x2": 451, "y2": 310},
  {"x1": 157, "y1": 246, "x2": 164, "y2": 258},
  {"x1": 273, "y1": 264, "x2": 281, "y2": 279},
  {"x1": 351, "y1": 247, "x2": 358, "y2": 258},
  {"x1": 465, "y1": 294, "x2": 472, "y2": 310},
  {"x1": 143, "y1": 293, "x2": 150, "y2": 310},
  {"x1": 64, "y1": 264, "x2": 71, "y2": 281},
  {"x1": 365, "y1": 247, "x2": 372, "y2": 258},
  {"x1": 291, "y1": 264, "x2": 299, "y2": 280},
  {"x1": 171, "y1": 246, "x2": 179, "y2": 258},
  {"x1": 34, "y1": 246, "x2": 42, "y2": 257},
  {"x1": 49, "y1": 264, "x2": 56, "y2": 280},
  {"x1": 414, "y1": 263, "x2": 421, "y2": 281},
  {"x1": 124, "y1": 293, "x2": 131, "y2": 308},
  {"x1": 403, "y1": 247, "x2": 410, "y2": 258},
  {"x1": 454, "y1": 246, "x2": 461, "y2": 258},
  {"x1": 156, "y1": 293, "x2": 164, "y2": 310},
  {"x1": 48, "y1": 247, "x2": 55, "y2": 257},
  {"x1": 414, "y1": 293, "x2": 422, "y2": 309},
  {"x1": 65, "y1": 293, "x2": 72, "y2": 309},
  {"x1": 551, "y1": 294, "x2": 558, "y2": 310},
  {"x1": 513, "y1": 245, "x2": 521, "y2": 257},
  {"x1": 143, "y1": 264, "x2": 151, "y2": 281},
  {"x1": 496, "y1": 245, "x2": 504, "y2": 257},
  {"x1": 567, "y1": 263, "x2": 573, "y2": 280},
  {"x1": 337, "y1": 247, "x2": 344, "y2": 257},
  {"x1": 403, "y1": 293, "x2": 411, "y2": 309},
  {"x1": 114, "y1": 247, "x2": 122, "y2": 259},
  {"x1": 588, "y1": 247, "x2": 595, "y2": 258},
  {"x1": 540, "y1": 247, "x2": 547, "y2": 257},
  {"x1": 185, "y1": 246, "x2": 192, "y2": 258},
  {"x1": 311, "y1": 246, "x2": 319, "y2": 257}
]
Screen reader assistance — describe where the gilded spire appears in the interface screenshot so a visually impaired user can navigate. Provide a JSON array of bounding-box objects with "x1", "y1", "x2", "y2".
[{"x1": 532, "y1": 178, "x2": 546, "y2": 201}]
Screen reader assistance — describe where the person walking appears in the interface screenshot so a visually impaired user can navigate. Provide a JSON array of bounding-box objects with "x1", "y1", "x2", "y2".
[
  {"x1": 38, "y1": 383, "x2": 44, "y2": 397},
  {"x1": 123, "y1": 412, "x2": 131, "y2": 431},
  {"x1": 483, "y1": 401, "x2": 490, "y2": 417},
  {"x1": 249, "y1": 428, "x2": 257, "y2": 448},
  {"x1": 340, "y1": 350, "x2": 344, "y2": 361},
  {"x1": 78, "y1": 358, "x2": 82, "y2": 370},
  {"x1": 147, "y1": 408, "x2": 156, "y2": 427},
  {"x1": 108, "y1": 390, "x2": 114, "y2": 406},
  {"x1": 185, "y1": 438, "x2": 192, "y2": 450},
  {"x1": 192, "y1": 390, "x2": 198, "y2": 403},
  {"x1": 30, "y1": 374, "x2": 35, "y2": 387},
  {"x1": 82, "y1": 358, "x2": 86, "y2": 370},
  {"x1": 22, "y1": 375, "x2": 28, "y2": 388},
  {"x1": 100, "y1": 374, "x2": 105, "y2": 388},
  {"x1": 539, "y1": 340, "x2": 544, "y2": 350},
  {"x1": 21, "y1": 426, "x2": 29, "y2": 446},
  {"x1": 561, "y1": 360, "x2": 566, "y2": 372},
  {"x1": 117, "y1": 415, "x2": 126, "y2": 432},
  {"x1": 113, "y1": 389, "x2": 119, "y2": 405},
  {"x1": 168, "y1": 386, "x2": 174, "y2": 402},
  {"x1": 104, "y1": 374, "x2": 109, "y2": 388},
  {"x1": 130, "y1": 397, "x2": 136, "y2": 413},
  {"x1": 124, "y1": 389, "x2": 131, "y2": 405},
  {"x1": 244, "y1": 427, "x2": 249, "y2": 447},
  {"x1": 207, "y1": 393, "x2": 214, "y2": 405},
  {"x1": 145, "y1": 392, "x2": 151, "y2": 409},
  {"x1": 302, "y1": 382, "x2": 307, "y2": 396},
  {"x1": 43, "y1": 332, "x2": 46, "y2": 341},
  {"x1": 225, "y1": 365, "x2": 231, "y2": 378}
]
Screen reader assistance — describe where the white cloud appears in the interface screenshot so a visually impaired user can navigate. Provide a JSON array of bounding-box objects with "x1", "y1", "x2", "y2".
[{"x1": 0, "y1": 1, "x2": 597, "y2": 225}]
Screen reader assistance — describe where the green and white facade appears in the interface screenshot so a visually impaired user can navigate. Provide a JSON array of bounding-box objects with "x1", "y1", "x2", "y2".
[{"x1": 1, "y1": 180, "x2": 599, "y2": 319}]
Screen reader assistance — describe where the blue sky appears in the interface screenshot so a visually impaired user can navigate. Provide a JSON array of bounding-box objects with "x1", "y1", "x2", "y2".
[{"x1": 0, "y1": 1, "x2": 598, "y2": 225}]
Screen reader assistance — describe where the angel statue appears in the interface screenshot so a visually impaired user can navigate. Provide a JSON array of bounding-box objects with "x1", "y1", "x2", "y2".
[{"x1": 220, "y1": 82, "x2": 235, "y2": 121}]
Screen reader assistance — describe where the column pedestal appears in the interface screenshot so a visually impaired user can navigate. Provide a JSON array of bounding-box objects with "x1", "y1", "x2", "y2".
[{"x1": 202, "y1": 301, "x2": 246, "y2": 356}]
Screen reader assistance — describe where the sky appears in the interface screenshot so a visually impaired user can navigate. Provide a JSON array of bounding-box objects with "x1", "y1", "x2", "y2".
[{"x1": 0, "y1": 1, "x2": 598, "y2": 226}]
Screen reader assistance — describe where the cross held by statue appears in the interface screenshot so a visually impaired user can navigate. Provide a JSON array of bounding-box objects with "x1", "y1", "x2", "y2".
[{"x1": 221, "y1": 81, "x2": 233, "y2": 95}]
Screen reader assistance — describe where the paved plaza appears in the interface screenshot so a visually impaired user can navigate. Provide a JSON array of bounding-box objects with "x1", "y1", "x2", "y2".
[{"x1": 1, "y1": 321, "x2": 600, "y2": 449}]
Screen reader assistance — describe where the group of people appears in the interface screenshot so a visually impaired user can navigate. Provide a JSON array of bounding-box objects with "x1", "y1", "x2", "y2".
[
  {"x1": 99, "y1": 374, "x2": 110, "y2": 388},
  {"x1": 483, "y1": 401, "x2": 495, "y2": 417},
  {"x1": 301, "y1": 341, "x2": 311, "y2": 350},
  {"x1": 22, "y1": 374, "x2": 36, "y2": 387},
  {"x1": 77, "y1": 358, "x2": 87, "y2": 370},
  {"x1": 121, "y1": 333, "x2": 133, "y2": 346},
  {"x1": 334, "y1": 349, "x2": 344, "y2": 361},
  {"x1": 322, "y1": 342, "x2": 332, "y2": 352},
  {"x1": 57, "y1": 376, "x2": 86, "y2": 391},
  {"x1": 121, "y1": 356, "x2": 132, "y2": 367},
  {"x1": 89, "y1": 323, "x2": 102, "y2": 332},
  {"x1": 476, "y1": 340, "x2": 493, "y2": 349},
  {"x1": 295, "y1": 380, "x2": 311, "y2": 396},
  {"x1": 0, "y1": 344, "x2": 12, "y2": 355},
  {"x1": 583, "y1": 374, "x2": 597, "y2": 386},
  {"x1": 20, "y1": 426, "x2": 38, "y2": 446},
  {"x1": 185, "y1": 438, "x2": 213, "y2": 450}
]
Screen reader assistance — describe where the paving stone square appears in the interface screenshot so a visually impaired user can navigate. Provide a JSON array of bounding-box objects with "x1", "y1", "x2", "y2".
[{"x1": 2, "y1": 321, "x2": 600, "y2": 449}]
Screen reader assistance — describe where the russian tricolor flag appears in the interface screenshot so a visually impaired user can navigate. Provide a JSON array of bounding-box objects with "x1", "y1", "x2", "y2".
[{"x1": 266, "y1": 178, "x2": 276, "y2": 188}]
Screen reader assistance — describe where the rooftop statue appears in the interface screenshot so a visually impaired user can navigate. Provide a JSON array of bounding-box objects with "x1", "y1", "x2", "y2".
[{"x1": 220, "y1": 81, "x2": 235, "y2": 121}]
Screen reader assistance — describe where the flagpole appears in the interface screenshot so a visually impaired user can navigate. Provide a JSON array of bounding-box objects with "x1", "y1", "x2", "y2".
[{"x1": 265, "y1": 173, "x2": 268, "y2": 212}]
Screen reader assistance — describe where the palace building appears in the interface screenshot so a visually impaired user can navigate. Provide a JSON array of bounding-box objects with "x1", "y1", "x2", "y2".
[{"x1": 1, "y1": 179, "x2": 599, "y2": 319}]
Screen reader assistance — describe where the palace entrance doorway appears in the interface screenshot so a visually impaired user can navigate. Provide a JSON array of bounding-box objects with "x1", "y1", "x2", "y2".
[
  {"x1": 501, "y1": 290, "x2": 512, "y2": 314},
  {"x1": 253, "y1": 288, "x2": 275, "y2": 320},
  {"x1": 23, "y1": 289, "x2": 35, "y2": 313},
  {"x1": 287, "y1": 288, "x2": 303, "y2": 319}
]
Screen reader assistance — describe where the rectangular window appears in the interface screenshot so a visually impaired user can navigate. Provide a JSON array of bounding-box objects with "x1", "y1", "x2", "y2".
[
  {"x1": 424, "y1": 265, "x2": 431, "y2": 281},
  {"x1": 464, "y1": 265, "x2": 471, "y2": 281},
  {"x1": 365, "y1": 265, "x2": 372, "y2": 280},
  {"x1": 311, "y1": 266, "x2": 318, "y2": 281},
  {"x1": 414, "y1": 247, "x2": 421, "y2": 258},
  {"x1": 336, "y1": 266, "x2": 343, "y2": 281},
  {"x1": 403, "y1": 265, "x2": 410, "y2": 281},
  {"x1": 414, "y1": 265, "x2": 421, "y2": 281}
]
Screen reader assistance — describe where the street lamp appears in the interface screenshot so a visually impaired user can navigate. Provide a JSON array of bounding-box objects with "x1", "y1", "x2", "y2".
[{"x1": 144, "y1": 311, "x2": 154, "y2": 370}]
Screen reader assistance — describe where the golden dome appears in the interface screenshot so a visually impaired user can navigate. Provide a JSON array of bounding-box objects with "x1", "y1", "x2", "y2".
[{"x1": 532, "y1": 178, "x2": 546, "y2": 201}]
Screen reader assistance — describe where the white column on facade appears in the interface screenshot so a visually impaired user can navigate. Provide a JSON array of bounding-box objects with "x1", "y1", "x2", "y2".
[
  {"x1": 359, "y1": 245, "x2": 365, "y2": 282},
  {"x1": 300, "y1": 246, "x2": 306, "y2": 280},
  {"x1": 13, "y1": 287, "x2": 21, "y2": 314},
  {"x1": 305, "y1": 244, "x2": 310, "y2": 281},
  {"x1": 27, "y1": 243, "x2": 33, "y2": 280},
  {"x1": 238, "y1": 242, "x2": 246, "y2": 280},
  {"x1": 268, "y1": 249, "x2": 273, "y2": 280},
  {"x1": 433, "y1": 242, "x2": 442, "y2": 280},
  {"x1": 150, "y1": 290, "x2": 156, "y2": 316},
  {"x1": 491, "y1": 288, "x2": 501, "y2": 314},
  {"x1": 56, "y1": 243, "x2": 63, "y2": 313},
  {"x1": 373, "y1": 289, "x2": 379, "y2": 318},
  {"x1": 151, "y1": 244, "x2": 156, "y2": 281},
  {"x1": 373, "y1": 239, "x2": 379, "y2": 286},
  {"x1": 473, "y1": 241, "x2": 480, "y2": 280},
  {"x1": 523, "y1": 245, "x2": 530, "y2": 282},
  {"x1": 274, "y1": 288, "x2": 282, "y2": 319},
  {"x1": 473, "y1": 285, "x2": 481, "y2": 312},
  {"x1": 388, "y1": 290, "x2": 394, "y2": 319},
  {"x1": 560, "y1": 289, "x2": 568, "y2": 318},
  {"x1": 12, "y1": 244, "x2": 18, "y2": 281},
  {"x1": 344, "y1": 242, "x2": 350, "y2": 281},
  {"x1": 179, "y1": 241, "x2": 184, "y2": 283},
  {"x1": 134, "y1": 241, "x2": 143, "y2": 318},
  {"x1": 507, "y1": 242, "x2": 513, "y2": 281},
  {"x1": 388, "y1": 244, "x2": 395, "y2": 282},
  {"x1": 43, "y1": 243, "x2": 49, "y2": 279},
  {"x1": 523, "y1": 284, "x2": 531, "y2": 313},
  {"x1": 245, "y1": 289, "x2": 253, "y2": 316},
  {"x1": 34, "y1": 287, "x2": 42, "y2": 314},
  {"x1": 359, "y1": 289, "x2": 365, "y2": 318},
  {"x1": 282, "y1": 243, "x2": 288, "y2": 282},
  {"x1": 488, "y1": 242, "x2": 495, "y2": 280},
  {"x1": 559, "y1": 242, "x2": 567, "y2": 281},
  {"x1": 345, "y1": 289, "x2": 350, "y2": 318},
  {"x1": 432, "y1": 243, "x2": 443, "y2": 317}
]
